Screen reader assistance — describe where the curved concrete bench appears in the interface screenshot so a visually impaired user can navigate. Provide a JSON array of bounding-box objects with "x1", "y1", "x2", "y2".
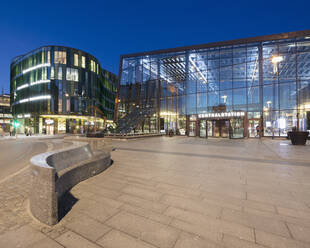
[{"x1": 29, "y1": 141, "x2": 111, "y2": 225}]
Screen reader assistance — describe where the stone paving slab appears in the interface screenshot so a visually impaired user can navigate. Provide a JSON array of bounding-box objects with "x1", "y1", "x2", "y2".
[
  {"x1": 0, "y1": 137, "x2": 310, "y2": 247},
  {"x1": 97, "y1": 229, "x2": 157, "y2": 248}
]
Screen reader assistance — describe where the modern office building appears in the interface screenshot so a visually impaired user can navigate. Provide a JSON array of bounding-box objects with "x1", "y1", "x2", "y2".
[
  {"x1": 11, "y1": 46, "x2": 117, "y2": 134},
  {"x1": 116, "y1": 30, "x2": 310, "y2": 138},
  {"x1": 0, "y1": 94, "x2": 12, "y2": 133}
]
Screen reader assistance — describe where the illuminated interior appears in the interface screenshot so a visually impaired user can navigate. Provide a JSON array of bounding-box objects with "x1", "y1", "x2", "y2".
[{"x1": 118, "y1": 31, "x2": 310, "y2": 138}]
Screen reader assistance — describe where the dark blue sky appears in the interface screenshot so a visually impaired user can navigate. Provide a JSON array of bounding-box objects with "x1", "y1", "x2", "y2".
[{"x1": 0, "y1": 0, "x2": 309, "y2": 93}]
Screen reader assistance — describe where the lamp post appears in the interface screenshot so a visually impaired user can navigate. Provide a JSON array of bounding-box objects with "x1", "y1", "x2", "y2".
[
  {"x1": 266, "y1": 100, "x2": 272, "y2": 137},
  {"x1": 87, "y1": 105, "x2": 105, "y2": 134},
  {"x1": 271, "y1": 55, "x2": 283, "y2": 137},
  {"x1": 221, "y1": 95, "x2": 227, "y2": 104}
]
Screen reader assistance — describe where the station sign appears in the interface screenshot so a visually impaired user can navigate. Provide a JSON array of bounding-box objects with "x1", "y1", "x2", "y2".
[{"x1": 198, "y1": 111, "x2": 245, "y2": 119}]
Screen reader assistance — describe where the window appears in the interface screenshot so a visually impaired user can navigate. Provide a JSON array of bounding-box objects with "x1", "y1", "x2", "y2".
[
  {"x1": 57, "y1": 67, "x2": 62, "y2": 80},
  {"x1": 91, "y1": 60, "x2": 96, "y2": 72},
  {"x1": 58, "y1": 98, "x2": 62, "y2": 113},
  {"x1": 47, "y1": 51, "x2": 51, "y2": 64},
  {"x1": 82, "y1": 56, "x2": 86, "y2": 68},
  {"x1": 41, "y1": 51, "x2": 44, "y2": 64},
  {"x1": 66, "y1": 68, "x2": 79, "y2": 82},
  {"x1": 42, "y1": 67, "x2": 48, "y2": 80},
  {"x1": 51, "y1": 67, "x2": 55, "y2": 79},
  {"x1": 54, "y1": 51, "x2": 66, "y2": 64},
  {"x1": 74, "y1": 54, "x2": 79, "y2": 67}
]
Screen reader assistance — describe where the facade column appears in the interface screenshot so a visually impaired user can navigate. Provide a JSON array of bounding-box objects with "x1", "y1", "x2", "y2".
[
  {"x1": 157, "y1": 59, "x2": 161, "y2": 133},
  {"x1": 258, "y1": 43, "x2": 263, "y2": 138},
  {"x1": 185, "y1": 51, "x2": 189, "y2": 135}
]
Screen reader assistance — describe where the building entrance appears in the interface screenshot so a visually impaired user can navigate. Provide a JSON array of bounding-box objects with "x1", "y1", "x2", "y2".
[
  {"x1": 207, "y1": 120, "x2": 229, "y2": 138},
  {"x1": 248, "y1": 119, "x2": 261, "y2": 138}
]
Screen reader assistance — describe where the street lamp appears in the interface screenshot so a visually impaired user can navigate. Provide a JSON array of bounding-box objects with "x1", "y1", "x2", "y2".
[
  {"x1": 271, "y1": 55, "x2": 283, "y2": 64},
  {"x1": 271, "y1": 55, "x2": 283, "y2": 74},
  {"x1": 270, "y1": 55, "x2": 283, "y2": 136},
  {"x1": 266, "y1": 101, "x2": 272, "y2": 136},
  {"x1": 266, "y1": 100, "x2": 272, "y2": 108},
  {"x1": 221, "y1": 95, "x2": 227, "y2": 104}
]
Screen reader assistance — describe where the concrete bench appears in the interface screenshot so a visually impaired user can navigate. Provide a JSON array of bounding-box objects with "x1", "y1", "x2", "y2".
[{"x1": 29, "y1": 141, "x2": 111, "y2": 225}]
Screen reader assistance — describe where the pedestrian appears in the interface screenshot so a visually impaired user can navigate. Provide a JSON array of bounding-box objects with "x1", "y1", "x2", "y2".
[{"x1": 256, "y1": 125, "x2": 260, "y2": 137}]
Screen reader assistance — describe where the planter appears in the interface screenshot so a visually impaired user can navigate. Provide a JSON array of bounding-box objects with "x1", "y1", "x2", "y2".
[{"x1": 288, "y1": 131, "x2": 309, "y2": 145}]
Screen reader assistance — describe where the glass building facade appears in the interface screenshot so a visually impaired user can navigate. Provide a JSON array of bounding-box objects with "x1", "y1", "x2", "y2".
[
  {"x1": 117, "y1": 30, "x2": 310, "y2": 138},
  {"x1": 0, "y1": 94, "x2": 12, "y2": 132},
  {"x1": 11, "y1": 46, "x2": 117, "y2": 134}
]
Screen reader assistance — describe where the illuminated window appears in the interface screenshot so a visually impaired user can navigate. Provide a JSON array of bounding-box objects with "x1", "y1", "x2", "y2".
[
  {"x1": 66, "y1": 98, "x2": 70, "y2": 112},
  {"x1": 42, "y1": 67, "x2": 48, "y2": 80},
  {"x1": 57, "y1": 67, "x2": 62, "y2": 80},
  {"x1": 74, "y1": 54, "x2": 79, "y2": 67},
  {"x1": 47, "y1": 51, "x2": 51, "y2": 64},
  {"x1": 58, "y1": 99, "x2": 62, "y2": 113},
  {"x1": 51, "y1": 67, "x2": 55, "y2": 79},
  {"x1": 66, "y1": 68, "x2": 79, "y2": 82},
  {"x1": 41, "y1": 51, "x2": 44, "y2": 64},
  {"x1": 91, "y1": 60, "x2": 96, "y2": 72},
  {"x1": 97, "y1": 63, "x2": 99, "y2": 74},
  {"x1": 91, "y1": 60, "x2": 94, "y2": 71},
  {"x1": 82, "y1": 56, "x2": 86, "y2": 68},
  {"x1": 54, "y1": 51, "x2": 66, "y2": 64}
]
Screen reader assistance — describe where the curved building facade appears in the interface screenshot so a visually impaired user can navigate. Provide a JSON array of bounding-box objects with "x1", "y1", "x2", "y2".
[{"x1": 11, "y1": 46, "x2": 117, "y2": 134}]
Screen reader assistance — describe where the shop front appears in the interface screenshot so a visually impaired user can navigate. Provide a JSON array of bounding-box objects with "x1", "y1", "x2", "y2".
[
  {"x1": 13, "y1": 114, "x2": 106, "y2": 135},
  {"x1": 39, "y1": 115, "x2": 105, "y2": 134}
]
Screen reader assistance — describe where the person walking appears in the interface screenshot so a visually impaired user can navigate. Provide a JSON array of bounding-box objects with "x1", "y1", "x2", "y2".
[
  {"x1": 256, "y1": 125, "x2": 260, "y2": 137},
  {"x1": 9, "y1": 125, "x2": 13, "y2": 136}
]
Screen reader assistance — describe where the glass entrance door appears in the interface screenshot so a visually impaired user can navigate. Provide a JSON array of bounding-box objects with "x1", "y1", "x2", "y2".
[
  {"x1": 46, "y1": 124, "x2": 54, "y2": 135},
  {"x1": 231, "y1": 119, "x2": 244, "y2": 138},
  {"x1": 208, "y1": 120, "x2": 229, "y2": 138},
  {"x1": 248, "y1": 119, "x2": 260, "y2": 138},
  {"x1": 189, "y1": 121, "x2": 196, "y2": 136},
  {"x1": 207, "y1": 121, "x2": 213, "y2": 137},
  {"x1": 200, "y1": 120, "x2": 206, "y2": 137},
  {"x1": 220, "y1": 120, "x2": 229, "y2": 138}
]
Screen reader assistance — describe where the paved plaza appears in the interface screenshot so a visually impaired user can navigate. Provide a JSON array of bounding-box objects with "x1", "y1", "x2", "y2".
[{"x1": 0, "y1": 136, "x2": 310, "y2": 247}]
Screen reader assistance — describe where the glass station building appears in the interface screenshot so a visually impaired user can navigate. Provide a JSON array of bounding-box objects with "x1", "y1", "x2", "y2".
[
  {"x1": 11, "y1": 46, "x2": 117, "y2": 134},
  {"x1": 117, "y1": 30, "x2": 310, "y2": 138}
]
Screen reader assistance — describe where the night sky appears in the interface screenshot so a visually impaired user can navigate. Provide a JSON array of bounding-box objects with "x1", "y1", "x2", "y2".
[{"x1": 0, "y1": 0, "x2": 309, "y2": 93}]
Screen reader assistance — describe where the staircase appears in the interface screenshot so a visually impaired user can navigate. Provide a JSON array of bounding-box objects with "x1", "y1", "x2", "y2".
[
  {"x1": 116, "y1": 105, "x2": 156, "y2": 134},
  {"x1": 116, "y1": 79, "x2": 158, "y2": 134}
]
